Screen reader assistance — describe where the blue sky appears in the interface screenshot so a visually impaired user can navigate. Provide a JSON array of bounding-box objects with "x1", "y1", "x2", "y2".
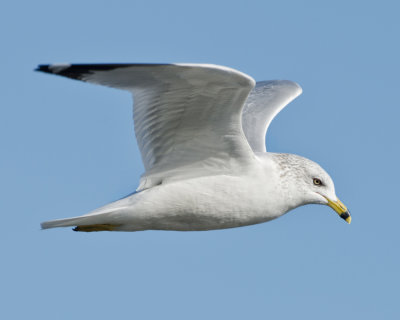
[{"x1": 1, "y1": 0, "x2": 399, "y2": 319}]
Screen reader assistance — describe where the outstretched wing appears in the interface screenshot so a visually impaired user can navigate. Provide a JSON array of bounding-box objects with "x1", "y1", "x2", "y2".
[
  {"x1": 37, "y1": 63, "x2": 256, "y2": 190},
  {"x1": 242, "y1": 80, "x2": 302, "y2": 152}
]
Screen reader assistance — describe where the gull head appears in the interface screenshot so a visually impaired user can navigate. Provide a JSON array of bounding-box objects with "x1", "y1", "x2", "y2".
[{"x1": 272, "y1": 154, "x2": 351, "y2": 224}]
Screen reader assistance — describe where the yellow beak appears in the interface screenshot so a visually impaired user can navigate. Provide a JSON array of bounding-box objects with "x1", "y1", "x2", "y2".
[{"x1": 325, "y1": 197, "x2": 351, "y2": 224}]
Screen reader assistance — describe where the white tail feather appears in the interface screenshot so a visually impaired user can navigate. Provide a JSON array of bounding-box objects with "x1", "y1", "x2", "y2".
[{"x1": 41, "y1": 212, "x2": 112, "y2": 230}]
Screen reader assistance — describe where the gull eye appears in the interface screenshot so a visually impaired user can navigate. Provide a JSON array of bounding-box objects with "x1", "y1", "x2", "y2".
[{"x1": 313, "y1": 178, "x2": 322, "y2": 186}]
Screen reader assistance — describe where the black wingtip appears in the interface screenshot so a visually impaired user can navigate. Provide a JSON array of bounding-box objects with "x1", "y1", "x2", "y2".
[
  {"x1": 35, "y1": 63, "x2": 173, "y2": 81},
  {"x1": 35, "y1": 64, "x2": 51, "y2": 73},
  {"x1": 34, "y1": 63, "x2": 86, "y2": 80},
  {"x1": 34, "y1": 63, "x2": 126, "y2": 80}
]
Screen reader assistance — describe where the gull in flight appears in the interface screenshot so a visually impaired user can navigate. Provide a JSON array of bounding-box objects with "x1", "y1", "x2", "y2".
[{"x1": 37, "y1": 63, "x2": 350, "y2": 232}]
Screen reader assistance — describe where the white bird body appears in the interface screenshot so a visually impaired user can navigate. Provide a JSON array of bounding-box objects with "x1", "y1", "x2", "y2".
[
  {"x1": 43, "y1": 154, "x2": 293, "y2": 231},
  {"x1": 38, "y1": 63, "x2": 350, "y2": 232}
]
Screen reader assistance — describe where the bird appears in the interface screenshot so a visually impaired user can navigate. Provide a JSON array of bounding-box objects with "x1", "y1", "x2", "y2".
[{"x1": 37, "y1": 63, "x2": 350, "y2": 232}]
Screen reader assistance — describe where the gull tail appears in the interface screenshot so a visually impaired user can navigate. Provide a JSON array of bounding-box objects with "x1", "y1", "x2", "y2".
[
  {"x1": 41, "y1": 212, "x2": 120, "y2": 232},
  {"x1": 41, "y1": 192, "x2": 140, "y2": 232}
]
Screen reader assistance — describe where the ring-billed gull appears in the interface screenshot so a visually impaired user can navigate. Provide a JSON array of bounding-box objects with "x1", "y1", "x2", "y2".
[{"x1": 37, "y1": 63, "x2": 350, "y2": 232}]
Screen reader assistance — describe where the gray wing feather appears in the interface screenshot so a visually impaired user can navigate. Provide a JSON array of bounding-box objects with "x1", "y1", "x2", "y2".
[
  {"x1": 242, "y1": 80, "x2": 302, "y2": 152},
  {"x1": 38, "y1": 63, "x2": 256, "y2": 190}
]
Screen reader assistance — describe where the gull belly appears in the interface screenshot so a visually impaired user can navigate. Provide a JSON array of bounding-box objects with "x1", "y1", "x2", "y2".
[{"x1": 102, "y1": 167, "x2": 284, "y2": 231}]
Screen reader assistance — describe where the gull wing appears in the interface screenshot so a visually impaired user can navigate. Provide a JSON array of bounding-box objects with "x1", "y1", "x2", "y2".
[
  {"x1": 37, "y1": 63, "x2": 256, "y2": 190},
  {"x1": 242, "y1": 80, "x2": 302, "y2": 152}
]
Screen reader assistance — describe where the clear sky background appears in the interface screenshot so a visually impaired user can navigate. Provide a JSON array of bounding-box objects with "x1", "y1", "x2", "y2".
[{"x1": 1, "y1": 0, "x2": 399, "y2": 319}]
